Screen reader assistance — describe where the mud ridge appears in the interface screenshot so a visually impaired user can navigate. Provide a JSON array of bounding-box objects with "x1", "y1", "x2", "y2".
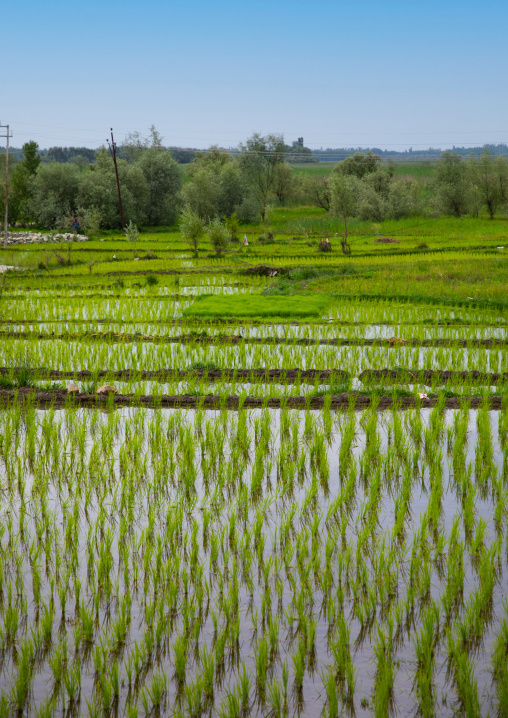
[
  {"x1": 1, "y1": 367, "x2": 507, "y2": 385},
  {"x1": 1, "y1": 330, "x2": 507, "y2": 349},
  {"x1": 0, "y1": 388, "x2": 502, "y2": 411}
]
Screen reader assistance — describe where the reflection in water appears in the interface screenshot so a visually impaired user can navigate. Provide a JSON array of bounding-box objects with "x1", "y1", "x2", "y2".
[{"x1": 0, "y1": 403, "x2": 506, "y2": 716}]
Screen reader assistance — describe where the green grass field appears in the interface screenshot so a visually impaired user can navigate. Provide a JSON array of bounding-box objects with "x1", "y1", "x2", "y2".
[{"x1": 183, "y1": 293, "x2": 333, "y2": 319}]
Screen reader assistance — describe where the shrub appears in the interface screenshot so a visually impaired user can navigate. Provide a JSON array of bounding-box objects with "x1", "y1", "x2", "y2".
[{"x1": 206, "y1": 218, "x2": 230, "y2": 256}]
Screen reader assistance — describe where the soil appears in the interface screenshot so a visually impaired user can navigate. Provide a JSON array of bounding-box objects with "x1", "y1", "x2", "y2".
[
  {"x1": 0, "y1": 367, "x2": 349, "y2": 382},
  {"x1": 1, "y1": 367, "x2": 506, "y2": 384},
  {"x1": 242, "y1": 265, "x2": 292, "y2": 276},
  {"x1": 1, "y1": 329, "x2": 506, "y2": 348},
  {"x1": 0, "y1": 388, "x2": 502, "y2": 411}
]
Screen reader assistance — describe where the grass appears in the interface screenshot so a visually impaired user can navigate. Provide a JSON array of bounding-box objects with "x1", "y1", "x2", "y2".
[{"x1": 182, "y1": 293, "x2": 333, "y2": 319}]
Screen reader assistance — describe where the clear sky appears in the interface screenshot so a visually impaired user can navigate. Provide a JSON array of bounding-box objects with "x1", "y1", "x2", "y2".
[{"x1": 3, "y1": 0, "x2": 508, "y2": 151}]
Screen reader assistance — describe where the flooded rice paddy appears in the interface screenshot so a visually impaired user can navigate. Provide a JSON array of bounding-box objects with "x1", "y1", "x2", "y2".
[{"x1": 0, "y1": 401, "x2": 507, "y2": 716}]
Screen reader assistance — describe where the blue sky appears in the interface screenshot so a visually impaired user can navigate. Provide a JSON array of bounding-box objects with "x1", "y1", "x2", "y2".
[{"x1": 3, "y1": 0, "x2": 508, "y2": 151}]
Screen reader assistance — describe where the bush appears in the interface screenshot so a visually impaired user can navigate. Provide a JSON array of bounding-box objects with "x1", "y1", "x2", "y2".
[
  {"x1": 318, "y1": 238, "x2": 332, "y2": 252},
  {"x1": 146, "y1": 275, "x2": 158, "y2": 287},
  {"x1": 189, "y1": 361, "x2": 220, "y2": 371},
  {"x1": 206, "y1": 218, "x2": 230, "y2": 256}
]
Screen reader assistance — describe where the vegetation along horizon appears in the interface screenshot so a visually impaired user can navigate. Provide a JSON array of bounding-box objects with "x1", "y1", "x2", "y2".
[{"x1": 0, "y1": 133, "x2": 507, "y2": 717}]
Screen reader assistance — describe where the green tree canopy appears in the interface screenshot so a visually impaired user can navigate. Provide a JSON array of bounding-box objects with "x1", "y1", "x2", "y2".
[{"x1": 238, "y1": 133, "x2": 285, "y2": 226}]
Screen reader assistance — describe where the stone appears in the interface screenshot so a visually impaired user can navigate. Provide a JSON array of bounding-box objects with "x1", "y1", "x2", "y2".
[
  {"x1": 67, "y1": 385, "x2": 79, "y2": 393},
  {"x1": 97, "y1": 385, "x2": 118, "y2": 395},
  {"x1": 387, "y1": 337, "x2": 408, "y2": 346}
]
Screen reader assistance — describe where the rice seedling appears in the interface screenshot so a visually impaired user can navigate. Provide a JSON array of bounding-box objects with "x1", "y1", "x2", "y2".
[{"x1": 0, "y1": 262, "x2": 506, "y2": 716}]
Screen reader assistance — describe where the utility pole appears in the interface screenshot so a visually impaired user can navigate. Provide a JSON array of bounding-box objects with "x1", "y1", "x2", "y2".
[
  {"x1": 0, "y1": 123, "x2": 12, "y2": 249},
  {"x1": 107, "y1": 128, "x2": 125, "y2": 234}
]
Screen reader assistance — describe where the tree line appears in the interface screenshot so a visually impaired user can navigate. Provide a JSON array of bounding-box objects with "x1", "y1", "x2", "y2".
[{"x1": 1, "y1": 129, "x2": 508, "y2": 236}]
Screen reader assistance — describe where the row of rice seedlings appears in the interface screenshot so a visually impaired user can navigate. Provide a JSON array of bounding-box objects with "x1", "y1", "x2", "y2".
[
  {"x1": 3, "y1": 321, "x2": 508, "y2": 352},
  {"x1": 2, "y1": 314, "x2": 507, "y2": 343},
  {"x1": 0, "y1": 397, "x2": 506, "y2": 715},
  {"x1": 3, "y1": 286, "x2": 506, "y2": 326},
  {"x1": 1, "y1": 334, "x2": 508, "y2": 378}
]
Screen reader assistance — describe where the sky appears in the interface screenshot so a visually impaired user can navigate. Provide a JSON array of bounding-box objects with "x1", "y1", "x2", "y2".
[{"x1": 2, "y1": 0, "x2": 508, "y2": 152}]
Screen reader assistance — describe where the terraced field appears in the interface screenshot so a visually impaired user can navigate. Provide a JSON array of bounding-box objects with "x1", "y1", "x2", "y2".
[{"x1": 0, "y1": 223, "x2": 507, "y2": 717}]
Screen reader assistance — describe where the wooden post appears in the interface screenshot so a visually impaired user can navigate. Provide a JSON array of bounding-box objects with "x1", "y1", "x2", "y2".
[{"x1": 0, "y1": 123, "x2": 11, "y2": 249}]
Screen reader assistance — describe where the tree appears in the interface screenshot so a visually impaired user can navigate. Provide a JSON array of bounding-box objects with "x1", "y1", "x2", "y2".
[
  {"x1": 305, "y1": 177, "x2": 331, "y2": 211},
  {"x1": 188, "y1": 145, "x2": 231, "y2": 174},
  {"x1": 77, "y1": 148, "x2": 148, "y2": 228},
  {"x1": 20, "y1": 141, "x2": 41, "y2": 176},
  {"x1": 388, "y1": 179, "x2": 417, "y2": 219},
  {"x1": 224, "y1": 213, "x2": 240, "y2": 241},
  {"x1": 329, "y1": 174, "x2": 361, "y2": 252},
  {"x1": 238, "y1": 133, "x2": 285, "y2": 228},
  {"x1": 121, "y1": 124, "x2": 164, "y2": 162},
  {"x1": 476, "y1": 149, "x2": 502, "y2": 219},
  {"x1": 497, "y1": 156, "x2": 508, "y2": 205},
  {"x1": 206, "y1": 218, "x2": 230, "y2": 256},
  {"x1": 182, "y1": 166, "x2": 221, "y2": 220},
  {"x1": 357, "y1": 185, "x2": 387, "y2": 222},
  {"x1": 335, "y1": 151, "x2": 381, "y2": 180},
  {"x1": 434, "y1": 152, "x2": 471, "y2": 217},
  {"x1": 180, "y1": 206, "x2": 205, "y2": 257},
  {"x1": 28, "y1": 162, "x2": 81, "y2": 227},
  {"x1": 217, "y1": 162, "x2": 246, "y2": 217},
  {"x1": 10, "y1": 141, "x2": 41, "y2": 221},
  {"x1": 138, "y1": 148, "x2": 182, "y2": 225},
  {"x1": 272, "y1": 162, "x2": 295, "y2": 206}
]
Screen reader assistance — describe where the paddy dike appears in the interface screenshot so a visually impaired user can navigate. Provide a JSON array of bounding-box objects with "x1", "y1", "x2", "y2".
[
  {"x1": 1, "y1": 329, "x2": 507, "y2": 348},
  {"x1": 1, "y1": 367, "x2": 507, "y2": 384},
  {"x1": 0, "y1": 387, "x2": 502, "y2": 411}
]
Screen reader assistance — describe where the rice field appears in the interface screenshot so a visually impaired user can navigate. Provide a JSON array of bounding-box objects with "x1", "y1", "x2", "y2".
[{"x1": 0, "y1": 226, "x2": 507, "y2": 716}]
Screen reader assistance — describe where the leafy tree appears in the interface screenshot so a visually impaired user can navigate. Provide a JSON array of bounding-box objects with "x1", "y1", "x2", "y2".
[
  {"x1": 217, "y1": 162, "x2": 245, "y2": 217},
  {"x1": 497, "y1": 156, "x2": 508, "y2": 205},
  {"x1": 238, "y1": 133, "x2": 285, "y2": 227},
  {"x1": 138, "y1": 148, "x2": 182, "y2": 225},
  {"x1": 272, "y1": 162, "x2": 295, "y2": 206},
  {"x1": 77, "y1": 148, "x2": 148, "y2": 228},
  {"x1": 121, "y1": 124, "x2": 164, "y2": 162},
  {"x1": 28, "y1": 162, "x2": 81, "y2": 226},
  {"x1": 475, "y1": 149, "x2": 502, "y2": 219},
  {"x1": 125, "y1": 220, "x2": 140, "y2": 243},
  {"x1": 180, "y1": 206, "x2": 205, "y2": 257},
  {"x1": 20, "y1": 141, "x2": 41, "y2": 176},
  {"x1": 305, "y1": 177, "x2": 331, "y2": 211},
  {"x1": 434, "y1": 152, "x2": 471, "y2": 217},
  {"x1": 224, "y1": 213, "x2": 240, "y2": 241},
  {"x1": 335, "y1": 151, "x2": 381, "y2": 179},
  {"x1": 188, "y1": 145, "x2": 232, "y2": 174},
  {"x1": 364, "y1": 169, "x2": 391, "y2": 198},
  {"x1": 388, "y1": 179, "x2": 418, "y2": 219},
  {"x1": 78, "y1": 207, "x2": 102, "y2": 238},
  {"x1": 206, "y1": 218, "x2": 230, "y2": 256},
  {"x1": 357, "y1": 185, "x2": 387, "y2": 221},
  {"x1": 182, "y1": 167, "x2": 221, "y2": 221},
  {"x1": 329, "y1": 174, "x2": 361, "y2": 251},
  {"x1": 10, "y1": 141, "x2": 41, "y2": 221}
]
